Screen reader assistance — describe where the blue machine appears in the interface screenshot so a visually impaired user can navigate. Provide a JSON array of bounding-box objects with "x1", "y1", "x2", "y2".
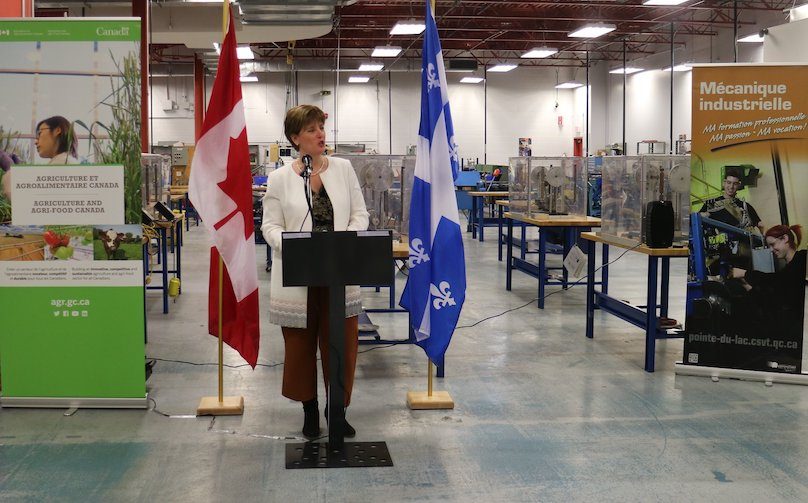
[
  {"x1": 687, "y1": 212, "x2": 765, "y2": 314},
  {"x1": 455, "y1": 170, "x2": 480, "y2": 212}
]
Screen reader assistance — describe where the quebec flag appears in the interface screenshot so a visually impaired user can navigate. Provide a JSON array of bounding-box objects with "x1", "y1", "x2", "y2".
[{"x1": 399, "y1": 0, "x2": 466, "y2": 368}]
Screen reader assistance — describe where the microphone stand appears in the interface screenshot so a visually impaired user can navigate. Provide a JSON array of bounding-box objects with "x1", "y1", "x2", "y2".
[{"x1": 300, "y1": 159, "x2": 314, "y2": 231}]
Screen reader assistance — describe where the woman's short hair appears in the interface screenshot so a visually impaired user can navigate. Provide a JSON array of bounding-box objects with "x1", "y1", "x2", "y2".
[
  {"x1": 36, "y1": 116, "x2": 77, "y2": 158},
  {"x1": 284, "y1": 105, "x2": 326, "y2": 150},
  {"x1": 765, "y1": 224, "x2": 803, "y2": 249}
]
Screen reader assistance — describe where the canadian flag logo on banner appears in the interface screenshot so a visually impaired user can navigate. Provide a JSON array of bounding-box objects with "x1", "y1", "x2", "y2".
[{"x1": 188, "y1": 13, "x2": 260, "y2": 367}]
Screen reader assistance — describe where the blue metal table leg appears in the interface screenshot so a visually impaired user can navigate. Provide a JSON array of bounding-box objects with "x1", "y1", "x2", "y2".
[
  {"x1": 471, "y1": 196, "x2": 478, "y2": 239},
  {"x1": 585, "y1": 239, "x2": 596, "y2": 339},
  {"x1": 183, "y1": 196, "x2": 190, "y2": 232},
  {"x1": 602, "y1": 244, "x2": 610, "y2": 295},
  {"x1": 644, "y1": 256, "x2": 659, "y2": 372},
  {"x1": 520, "y1": 222, "x2": 527, "y2": 259},
  {"x1": 478, "y1": 196, "x2": 485, "y2": 242},
  {"x1": 497, "y1": 204, "x2": 504, "y2": 261},
  {"x1": 660, "y1": 257, "x2": 670, "y2": 319},
  {"x1": 506, "y1": 217, "x2": 513, "y2": 291},
  {"x1": 160, "y1": 226, "x2": 169, "y2": 314},
  {"x1": 537, "y1": 229, "x2": 547, "y2": 309}
]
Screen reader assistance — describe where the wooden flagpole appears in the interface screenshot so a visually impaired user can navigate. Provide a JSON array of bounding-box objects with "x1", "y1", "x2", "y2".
[
  {"x1": 197, "y1": 0, "x2": 244, "y2": 416},
  {"x1": 405, "y1": 0, "x2": 454, "y2": 411}
]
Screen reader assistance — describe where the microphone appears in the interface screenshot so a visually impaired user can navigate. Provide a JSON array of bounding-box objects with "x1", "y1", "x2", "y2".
[
  {"x1": 299, "y1": 154, "x2": 314, "y2": 231},
  {"x1": 301, "y1": 154, "x2": 313, "y2": 179}
]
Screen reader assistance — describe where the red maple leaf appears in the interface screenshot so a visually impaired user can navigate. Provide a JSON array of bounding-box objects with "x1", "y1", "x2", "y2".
[{"x1": 213, "y1": 128, "x2": 253, "y2": 239}]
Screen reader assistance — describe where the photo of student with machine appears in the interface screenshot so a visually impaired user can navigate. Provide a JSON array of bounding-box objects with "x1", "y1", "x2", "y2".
[
  {"x1": 261, "y1": 104, "x2": 369, "y2": 439},
  {"x1": 698, "y1": 167, "x2": 764, "y2": 235}
]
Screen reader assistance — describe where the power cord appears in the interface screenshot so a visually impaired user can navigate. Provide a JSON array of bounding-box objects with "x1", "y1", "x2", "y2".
[
  {"x1": 456, "y1": 242, "x2": 642, "y2": 329},
  {"x1": 148, "y1": 357, "x2": 284, "y2": 369},
  {"x1": 147, "y1": 343, "x2": 405, "y2": 371}
]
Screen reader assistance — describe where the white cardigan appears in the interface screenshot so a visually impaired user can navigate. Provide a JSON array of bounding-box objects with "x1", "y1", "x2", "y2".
[{"x1": 261, "y1": 156, "x2": 369, "y2": 328}]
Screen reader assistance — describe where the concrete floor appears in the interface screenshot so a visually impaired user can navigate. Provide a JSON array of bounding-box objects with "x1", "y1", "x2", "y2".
[{"x1": 2, "y1": 219, "x2": 808, "y2": 502}]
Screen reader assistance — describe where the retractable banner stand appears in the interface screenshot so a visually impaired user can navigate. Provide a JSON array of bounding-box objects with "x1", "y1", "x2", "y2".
[
  {"x1": 680, "y1": 64, "x2": 808, "y2": 380},
  {"x1": 0, "y1": 18, "x2": 147, "y2": 407}
]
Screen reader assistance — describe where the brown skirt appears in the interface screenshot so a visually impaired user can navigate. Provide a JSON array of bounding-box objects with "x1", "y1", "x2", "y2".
[{"x1": 280, "y1": 286, "x2": 359, "y2": 406}]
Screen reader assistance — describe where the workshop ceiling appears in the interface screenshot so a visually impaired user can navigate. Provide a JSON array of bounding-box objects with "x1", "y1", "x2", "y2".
[{"x1": 35, "y1": 0, "x2": 796, "y2": 69}]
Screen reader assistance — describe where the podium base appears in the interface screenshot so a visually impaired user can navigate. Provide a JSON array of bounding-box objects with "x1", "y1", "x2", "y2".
[
  {"x1": 286, "y1": 441, "x2": 393, "y2": 469},
  {"x1": 196, "y1": 396, "x2": 244, "y2": 416},
  {"x1": 406, "y1": 390, "x2": 454, "y2": 410}
]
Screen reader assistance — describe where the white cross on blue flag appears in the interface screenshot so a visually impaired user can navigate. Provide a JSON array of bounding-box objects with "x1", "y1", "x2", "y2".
[{"x1": 399, "y1": 0, "x2": 466, "y2": 368}]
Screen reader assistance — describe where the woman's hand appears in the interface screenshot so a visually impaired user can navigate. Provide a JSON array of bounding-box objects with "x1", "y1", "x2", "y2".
[{"x1": 729, "y1": 267, "x2": 746, "y2": 279}]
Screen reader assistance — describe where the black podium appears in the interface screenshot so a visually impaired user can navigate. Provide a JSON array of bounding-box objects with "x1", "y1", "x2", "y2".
[{"x1": 282, "y1": 230, "x2": 394, "y2": 468}]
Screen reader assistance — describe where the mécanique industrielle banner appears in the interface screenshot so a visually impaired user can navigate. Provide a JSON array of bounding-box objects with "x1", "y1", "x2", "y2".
[
  {"x1": 684, "y1": 64, "x2": 808, "y2": 375},
  {"x1": 0, "y1": 18, "x2": 146, "y2": 406}
]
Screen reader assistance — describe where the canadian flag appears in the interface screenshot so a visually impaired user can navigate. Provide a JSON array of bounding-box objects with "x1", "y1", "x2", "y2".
[{"x1": 188, "y1": 13, "x2": 260, "y2": 368}]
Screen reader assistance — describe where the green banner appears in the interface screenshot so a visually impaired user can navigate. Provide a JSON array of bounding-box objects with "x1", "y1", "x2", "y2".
[
  {"x1": 0, "y1": 18, "x2": 146, "y2": 405},
  {"x1": 0, "y1": 19, "x2": 140, "y2": 42},
  {"x1": 0, "y1": 286, "x2": 145, "y2": 398}
]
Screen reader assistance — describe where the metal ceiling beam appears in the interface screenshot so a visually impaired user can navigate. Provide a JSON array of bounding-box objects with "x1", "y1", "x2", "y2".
[{"x1": 338, "y1": 13, "x2": 751, "y2": 27}]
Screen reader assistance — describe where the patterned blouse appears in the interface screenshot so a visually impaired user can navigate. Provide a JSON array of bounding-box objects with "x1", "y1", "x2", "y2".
[{"x1": 311, "y1": 185, "x2": 334, "y2": 232}]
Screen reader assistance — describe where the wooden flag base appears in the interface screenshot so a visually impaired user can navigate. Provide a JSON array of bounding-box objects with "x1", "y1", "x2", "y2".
[
  {"x1": 406, "y1": 390, "x2": 454, "y2": 410},
  {"x1": 196, "y1": 396, "x2": 244, "y2": 416}
]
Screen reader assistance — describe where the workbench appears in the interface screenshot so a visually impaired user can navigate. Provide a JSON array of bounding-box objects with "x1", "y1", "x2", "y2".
[
  {"x1": 468, "y1": 191, "x2": 508, "y2": 242},
  {"x1": 145, "y1": 216, "x2": 184, "y2": 314},
  {"x1": 581, "y1": 232, "x2": 688, "y2": 372},
  {"x1": 505, "y1": 212, "x2": 602, "y2": 309}
]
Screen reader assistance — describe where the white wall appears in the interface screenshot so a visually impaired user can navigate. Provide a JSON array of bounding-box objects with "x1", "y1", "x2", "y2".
[
  {"x1": 149, "y1": 67, "x2": 582, "y2": 165},
  {"x1": 605, "y1": 68, "x2": 692, "y2": 155},
  {"x1": 764, "y1": 18, "x2": 808, "y2": 63}
]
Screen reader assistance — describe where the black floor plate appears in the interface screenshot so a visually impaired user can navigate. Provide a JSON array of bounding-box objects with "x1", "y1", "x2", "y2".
[{"x1": 286, "y1": 441, "x2": 393, "y2": 469}]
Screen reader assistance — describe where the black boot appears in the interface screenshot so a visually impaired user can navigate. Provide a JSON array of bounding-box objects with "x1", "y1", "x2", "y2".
[
  {"x1": 302, "y1": 399, "x2": 321, "y2": 439},
  {"x1": 324, "y1": 403, "x2": 356, "y2": 438}
]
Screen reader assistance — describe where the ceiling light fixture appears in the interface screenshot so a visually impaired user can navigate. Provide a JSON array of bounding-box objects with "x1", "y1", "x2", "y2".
[
  {"x1": 390, "y1": 20, "x2": 426, "y2": 35},
  {"x1": 237, "y1": 46, "x2": 254, "y2": 60},
  {"x1": 662, "y1": 64, "x2": 692, "y2": 72},
  {"x1": 521, "y1": 47, "x2": 558, "y2": 59},
  {"x1": 358, "y1": 63, "x2": 384, "y2": 71},
  {"x1": 488, "y1": 63, "x2": 517, "y2": 72},
  {"x1": 642, "y1": 0, "x2": 688, "y2": 5},
  {"x1": 240, "y1": 75, "x2": 258, "y2": 82},
  {"x1": 371, "y1": 46, "x2": 402, "y2": 57},
  {"x1": 460, "y1": 76, "x2": 484, "y2": 83},
  {"x1": 568, "y1": 23, "x2": 616, "y2": 38},
  {"x1": 609, "y1": 67, "x2": 644, "y2": 74},
  {"x1": 737, "y1": 33, "x2": 765, "y2": 43},
  {"x1": 349, "y1": 75, "x2": 370, "y2": 83},
  {"x1": 555, "y1": 81, "x2": 584, "y2": 89}
]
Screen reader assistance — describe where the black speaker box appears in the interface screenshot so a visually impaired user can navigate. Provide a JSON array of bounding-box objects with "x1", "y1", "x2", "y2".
[{"x1": 643, "y1": 200, "x2": 674, "y2": 248}]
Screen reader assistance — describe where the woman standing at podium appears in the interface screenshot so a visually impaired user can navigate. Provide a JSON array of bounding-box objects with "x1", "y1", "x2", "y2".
[{"x1": 261, "y1": 105, "x2": 369, "y2": 439}]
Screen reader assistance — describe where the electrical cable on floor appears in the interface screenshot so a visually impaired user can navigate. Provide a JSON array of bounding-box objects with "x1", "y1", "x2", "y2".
[
  {"x1": 147, "y1": 357, "x2": 284, "y2": 369},
  {"x1": 149, "y1": 343, "x2": 404, "y2": 371},
  {"x1": 147, "y1": 400, "x2": 320, "y2": 442},
  {"x1": 455, "y1": 242, "x2": 642, "y2": 329}
]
